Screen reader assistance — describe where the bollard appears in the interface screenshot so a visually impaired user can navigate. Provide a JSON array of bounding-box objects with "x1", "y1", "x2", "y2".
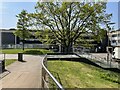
[
  {"x1": 18, "y1": 53, "x2": 23, "y2": 61},
  {"x1": 0, "y1": 60, "x2": 5, "y2": 73},
  {"x1": 0, "y1": 61, "x2": 2, "y2": 74}
]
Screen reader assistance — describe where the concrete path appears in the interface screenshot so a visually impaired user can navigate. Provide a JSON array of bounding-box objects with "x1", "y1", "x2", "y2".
[{"x1": 0, "y1": 54, "x2": 44, "y2": 88}]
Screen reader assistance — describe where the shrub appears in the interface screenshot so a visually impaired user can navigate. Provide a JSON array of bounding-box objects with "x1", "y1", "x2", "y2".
[{"x1": 23, "y1": 49, "x2": 53, "y2": 55}]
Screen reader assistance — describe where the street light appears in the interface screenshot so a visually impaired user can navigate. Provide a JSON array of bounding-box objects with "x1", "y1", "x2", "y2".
[{"x1": 104, "y1": 20, "x2": 115, "y2": 67}]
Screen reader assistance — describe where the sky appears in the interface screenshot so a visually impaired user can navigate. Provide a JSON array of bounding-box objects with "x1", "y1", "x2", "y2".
[{"x1": 0, "y1": 1, "x2": 119, "y2": 30}]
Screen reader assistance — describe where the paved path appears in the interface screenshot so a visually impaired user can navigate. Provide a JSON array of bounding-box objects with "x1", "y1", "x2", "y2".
[{"x1": 0, "y1": 54, "x2": 44, "y2": 88}]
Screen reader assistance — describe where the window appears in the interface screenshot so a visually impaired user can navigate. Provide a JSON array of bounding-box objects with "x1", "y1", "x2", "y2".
[
  {"x1": 118, "y1": 40, "x2": 120, "y2": 43},
  {"x1": 112, "y1": 40, "x2": 116, "y2": 43},
  {"x1": 112, "y1": 34, "x2": 117, "y2": 37},
  {"x1": 118, "y1": 34, "x2": 120, "y2": 37}
]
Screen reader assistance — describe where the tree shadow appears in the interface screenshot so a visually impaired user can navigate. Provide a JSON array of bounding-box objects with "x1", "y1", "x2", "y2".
[
  {"x1": 48, "y1": 57, "x2": 120, "y2": 73},
  {"x1": 18, "y1": 60, "x2": 27, "y2": 62},
  {"x1": 49, "y1": 70, "x2": 63, "y2": 87},
  {"x1": 1, "y1": 69, "x2": 11, "y2": 78},
  {"x1": 67, "y1": 57, "x2": 120, "y2": 73}
]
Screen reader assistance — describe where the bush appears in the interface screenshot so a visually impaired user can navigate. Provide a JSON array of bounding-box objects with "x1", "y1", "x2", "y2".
[{"x1": 23, "y1": 49, "x2": 53, "y2": 55}]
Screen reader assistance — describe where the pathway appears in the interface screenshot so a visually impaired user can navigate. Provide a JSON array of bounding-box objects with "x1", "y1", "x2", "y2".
[{"x1": 0, "y1": 54, "x2": 44, "y2": 88}]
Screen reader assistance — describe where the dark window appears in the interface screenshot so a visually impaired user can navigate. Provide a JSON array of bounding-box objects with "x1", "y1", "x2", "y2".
[
  {"x1": 112, "y1": 40, "x2": 116, "y2": 43},
  {"x1": 112, "y1": 34, "x2": 117, "y2": 37}
]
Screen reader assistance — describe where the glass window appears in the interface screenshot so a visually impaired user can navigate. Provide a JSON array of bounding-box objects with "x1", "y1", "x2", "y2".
[
  {"x1": 112, "y1": 34, "x2": 117, "y2": 37},
  {"x1": 112, "y1": 40, "x2": 116, "y2": 43},
  {"x1": 118, "y1": 34, "x2": 120, "y2": 37},
  {"x1": 118, "y1": 40, "x2": 120, "y2": 43}
]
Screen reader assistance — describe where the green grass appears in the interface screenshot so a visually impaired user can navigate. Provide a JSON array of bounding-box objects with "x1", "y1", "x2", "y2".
[
  {"x1": 2, "y1": 49, "x2": 53, "y2": 54},
  {"x1": 48, "y1": 60, "x2": 119, "y2": 88},
  {"x1": 2, "y1": 49, "x2": 23, "y2": 54},
  {"x1": 5, "y1": 59, "x2": 16, "y2": 66}
]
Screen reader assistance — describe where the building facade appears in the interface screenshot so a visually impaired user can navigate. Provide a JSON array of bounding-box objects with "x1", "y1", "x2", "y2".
[
  {"x1": 0, "y1": 29, "x2": 42, "y2": 48},
  {"x1": 0, "y1": 29, "x2": 108, "y2": 52},
  {"x1": 108, "y1": 29, "x2": 120, "y2": 47}
]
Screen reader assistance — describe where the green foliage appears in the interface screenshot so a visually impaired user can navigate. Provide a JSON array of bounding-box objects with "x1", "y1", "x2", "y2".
[
  {"x1": 14, "y1": 10, "x2": 31, "y2": 39},
  {"x1": 14, "y1": 10, "x2": 32, "y2": 50},
  {"x1": 34, "y1": 29, "x2": 56, "y2": 44},
  {"x1": 23, "y1": 49, "x2": 53, "y2": 55},
  {"x1": 29, "y1": 2, "x2": 113, "y2": 53}
]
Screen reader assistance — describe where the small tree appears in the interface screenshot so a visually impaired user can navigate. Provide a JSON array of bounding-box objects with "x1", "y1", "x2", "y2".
[{"x1": 14, "y1": 10, "x2": 31, "y2": 51}]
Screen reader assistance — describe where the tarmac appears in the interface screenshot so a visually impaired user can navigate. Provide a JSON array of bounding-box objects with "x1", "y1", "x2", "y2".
[{"x1": 0, "y1": 54, "x2": 44, "y2": 88}]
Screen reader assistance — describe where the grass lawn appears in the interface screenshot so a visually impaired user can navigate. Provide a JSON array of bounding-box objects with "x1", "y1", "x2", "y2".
[
  {"x1": 2, "y1": 49, "x2": 53, "y2": 54},
  {"x1": 5, "y1": 59, "x2": 16, "y2": 66},
  {"x1": 48, "y1": 60, "x2": 119, "y2": 88}
]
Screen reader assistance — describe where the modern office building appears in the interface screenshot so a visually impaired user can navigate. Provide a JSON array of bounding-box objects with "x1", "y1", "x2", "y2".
[
  {"x1": 108, "y1": 29, "x2": 120, "y2": 47},
  {"x1": 75, "y1": 31, "x2": 108, "y2": 53},
  {"x1": 0, "y1": 28, "x2": 108, "y2": 52},
  {"x1": 0, "y1": 29, "x2": 42, "y2": 48}
]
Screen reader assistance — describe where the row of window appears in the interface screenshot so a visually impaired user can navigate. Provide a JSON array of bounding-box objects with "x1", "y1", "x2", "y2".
[
  {"x1": 112, "y1": 40, "x2": 120, "y2": 43},
  {"x1": 112, "y1": 34, "x2": 120, "y2": 37}
]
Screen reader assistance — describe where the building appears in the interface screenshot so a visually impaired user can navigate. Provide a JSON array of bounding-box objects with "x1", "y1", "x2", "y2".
[
  {"x1": 0, "y1": 29, "x2": 42, "y2": 49},
  {"x1": 75, "y1": 31, "x2": 108, "y2": 53},
  {"x1": 0, "y1": 29, "x2": 108, "y2": 52},
  {"x1": 108, "y1": 29, "x2": 120, "y2": 47}
]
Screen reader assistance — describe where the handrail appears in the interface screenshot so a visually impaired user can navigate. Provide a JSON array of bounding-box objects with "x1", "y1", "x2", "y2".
[{"x1": 42, "y1": 54, "x2": 64, "y2": 90}]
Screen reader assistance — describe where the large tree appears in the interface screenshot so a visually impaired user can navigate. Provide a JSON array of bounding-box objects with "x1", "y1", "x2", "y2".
[
  {"x1": 29, "y1": 2, "x2": 112, "y2": 53},
  {"x1": 14, "y1": 10, "x2": 31, "y2": 51}
]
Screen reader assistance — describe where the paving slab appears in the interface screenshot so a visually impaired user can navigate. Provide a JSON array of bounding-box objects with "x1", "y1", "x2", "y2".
[{"x1": 0, "y1": 55, "x2": 44, "y2": 88}]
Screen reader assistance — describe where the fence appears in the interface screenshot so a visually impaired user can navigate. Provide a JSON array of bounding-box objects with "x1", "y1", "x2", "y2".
[
  {"x1": 41, "y1": 54, "x2": 64, "y2": 90},
  {"x1": 75, "y1": 49, "x2": 119, "y2": 69},
  {"x1": 2, "y1": 44, "x2": 50, "y2": 49}
]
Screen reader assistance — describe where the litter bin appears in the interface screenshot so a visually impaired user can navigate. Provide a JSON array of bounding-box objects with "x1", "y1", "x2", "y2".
[
  {"x1": 18, "y1": 53, "x2": 23, "y2": 61},
  {"x1": 0, "y1": 60, "x2": 5, "y2": 73}
]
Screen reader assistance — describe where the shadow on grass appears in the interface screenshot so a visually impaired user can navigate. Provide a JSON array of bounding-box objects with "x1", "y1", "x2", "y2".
[
  {"x1": 48, "y1": 70, "x2": 63, "y2": 88},
  {"x1": 48, "y1": 57, "x2": 120, "y2": 73}
]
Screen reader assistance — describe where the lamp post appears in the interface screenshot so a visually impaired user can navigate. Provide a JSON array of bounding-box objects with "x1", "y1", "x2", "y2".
[{"x1": 105, "y1": 20, "x2": 115, "y2": 67}]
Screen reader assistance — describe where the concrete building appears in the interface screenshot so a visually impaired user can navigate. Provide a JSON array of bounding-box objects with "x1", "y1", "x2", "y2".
[
  {"x1": 0, "y1": 29, "x2": 42, "y2": 48},
  {"x1": 0, "y1": 29, "x2": 108, "y2": 52},
  {"x1": 108, "y1": 29, "x2": 120, "y2": 47},
  {"x1": 75, "y1": 31, "x2": 108, "y2": 53}
]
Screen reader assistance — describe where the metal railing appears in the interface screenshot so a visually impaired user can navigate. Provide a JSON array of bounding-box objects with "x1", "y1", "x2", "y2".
[
  {"x1": 2, "y1": 44, "x2": 50, "y2": 49},
  {"x1": 41, "y1": 54, "x2": 64, "y2": 90},
  {"x1": 75, "y1": 50, "x2": 119, "y2": 68}
]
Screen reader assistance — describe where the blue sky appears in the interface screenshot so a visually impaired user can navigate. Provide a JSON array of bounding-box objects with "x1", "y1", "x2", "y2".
[
  {"x1": 0, "y1": 2, "x2": 36, "y2": 29},
  {"x1": 0, "y1": 1, "x2": 119, "y2": 30}
]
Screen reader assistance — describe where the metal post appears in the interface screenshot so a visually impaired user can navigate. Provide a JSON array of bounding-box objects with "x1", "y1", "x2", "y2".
[
  {"x1": 15, "y1": 36, "x2": 17, "y2": 48},
  {"x1": 59, "y1": 44, "x2": 61, "y2": 53},
  {"x1": 42, "y1": 67, "x2": 45, "y2": 88},
  {"x1": 118, "y1": 61, "x2": 120, "y2": 89},
  {"x1": 4, "y1": 53, "x2": 5, "y2": 60}
]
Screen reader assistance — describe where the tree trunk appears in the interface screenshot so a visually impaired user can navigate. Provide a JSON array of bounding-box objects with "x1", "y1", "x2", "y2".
[
  {"x1": 22, "y1": 40, "x2": 24, "y2": 51},
  {"x1": 61, "y1": 43, "x2": 73, "y2": 54}
]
